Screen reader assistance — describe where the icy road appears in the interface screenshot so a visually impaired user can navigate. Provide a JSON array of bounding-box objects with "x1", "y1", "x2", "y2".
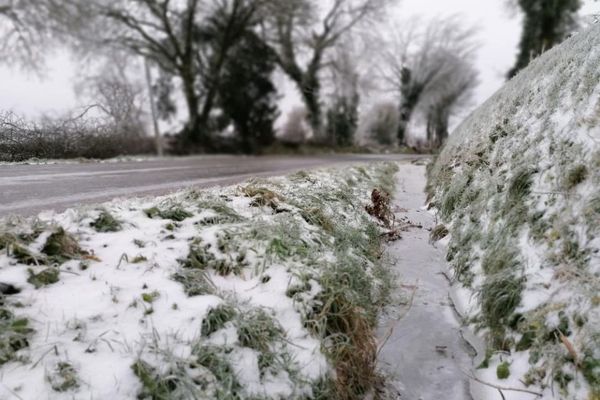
[{"x1": 0, "y1": 154, "x2": 417, "y2": 216}]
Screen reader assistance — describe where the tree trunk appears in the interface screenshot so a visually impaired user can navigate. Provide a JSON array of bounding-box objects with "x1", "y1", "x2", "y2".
[
  {"x1": 240, "y1": 127, "x2": 257, "y2": 154},
  {"x1": 279, "y1": 56, "x2": 324, "y2": 144},
  {"x1": 426, "y1": 106, "x2": 449, "y2": 149},
  {"x1": 434, "y1": 111, "x2": 449, "y2": 148},
  {"x1": 182, "y1": 77, "x2": 201, "y2": 144},
  {"x1": 302, "y1": 88, "x2": 323, "y2": 143},
  {"x1": 426, "y1": 109, "x2": 435, "y2": 146},
  {"x1": 198, "y1": 84, "x2": 218, "y2": 138},
  {"x1": 397, "y1": 102, "x2": 415, "y2": 146}
]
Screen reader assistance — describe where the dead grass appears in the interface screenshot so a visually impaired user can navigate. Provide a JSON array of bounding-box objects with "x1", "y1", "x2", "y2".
[
  {"x1": 241, "y1": 186, "x2": 285, "y2": 209},
  {"x1": 365, "y1": 189, "x2": 394, "y2": 228},
  {"x1": 310, "y1": 291, "x2": 379, "y2": 400},
  {"x1": 41, "y1": 227, "x2": 88, "y2": 263},
  {"x1": 430, "y1": 224, "x2": 449, "y2": 241}
]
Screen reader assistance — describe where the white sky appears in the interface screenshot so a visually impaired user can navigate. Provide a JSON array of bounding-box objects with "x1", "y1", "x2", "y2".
[{"x1": 1, "y1": 0, "x2": 599, "y2": 119}]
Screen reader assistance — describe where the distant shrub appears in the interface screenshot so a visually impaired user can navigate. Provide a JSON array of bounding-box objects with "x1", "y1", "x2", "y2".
[
  {"x1": 325, "y1": 95, "x2": 359, "y2": 147},
  {"x1": 358, "y1": 102, "x2": 399, "y2": 146},
  {"x1": 0, "y1": 111, "x2": 154, "y2": 162},
  {"x1": 279, "y1": 107, "x2": 310, "y2": 145}
]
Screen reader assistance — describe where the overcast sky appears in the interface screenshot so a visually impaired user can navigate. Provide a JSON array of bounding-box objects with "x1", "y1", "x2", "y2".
[{"x1": 1, "y1": 0, "x2": 599, "y2": 119}]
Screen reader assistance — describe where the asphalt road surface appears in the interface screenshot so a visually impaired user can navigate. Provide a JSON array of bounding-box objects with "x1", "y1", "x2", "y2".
[{"x1": 0, "y1": 154, "x2": 418, "y2": 217}]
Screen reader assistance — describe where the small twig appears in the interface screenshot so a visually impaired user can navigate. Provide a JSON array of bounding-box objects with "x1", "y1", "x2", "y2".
[
  {"x1": 558, "y1": 330, "x2": 580, "y2": 367},
  {"x1": 498, "y1": 388, "x2": 506, "y2": 400},
  {"x1": 116, "y1": 253, "x2": 129, "y2": 269},
  {"x1": 436, "y1": 271, "x2": 454, "y2": 284},
  {"x1": 0, "y1": 382, "x2": 25, "y2": 400},
  {"x1": 31, "y1": 345, "x2": 57, "y2": 369},
  {"x1": 60, "y1": 269, "x2": 81, "y2": 276},
  {"x1": 462, "y1": 370, "x2": 544, "y2": 397}
]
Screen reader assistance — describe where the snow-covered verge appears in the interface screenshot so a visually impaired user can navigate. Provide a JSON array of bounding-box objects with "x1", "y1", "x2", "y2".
[
  {"x1": 0, "y1": 162, "x2": 398, "y2": 399},
  {"x1": 427, "y1": 25, "x2": 600, "y2": 400},
  {"x1": 0, "y1": 155, "x2": 180, "y2": 166}
]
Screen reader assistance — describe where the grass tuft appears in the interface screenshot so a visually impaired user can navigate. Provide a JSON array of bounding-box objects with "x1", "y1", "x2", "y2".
[
  {"x1": 241, "y1": 186, "x2": 284, "y2": 209},
  {"x1": 27, "y1": 267, "x2": 60, "y2": 288},
  {"x1": 496, "y1": 362, "x2": 510, "y2": 379},
  {"x1": 131, "y1": 360, "x2": 179, "y2": 399},
  {"x1": 430, "y1": 224, "x2": 449, "y2": 241},
  {"x1": 41, "y1": 227, "x2": 87, "y2": 263},
  {"x1": 480, "y1": 272, "x2": 524, "y2": 332},
  {"x1": 12, "y1": 243, "x2": 47, "y2": 266},
  {"x1": 0, "y1": 233, "x2": 18, "y2": 251},
  {"x1": 507, "y1": 169, "x2": 535, "y2": 204},
  {"x1": 193, "y1": 346, "x2": 240, "y2": 398},
  {"x1": 300, "y1": 207, "x2": 334, "y2": 233},
  {"x1": 90, "y1": 211, "x2": 121, "y2": 232},
  {"x1": 440, "y1": 174, "x2": 470, "y2": 219},
  {"x1": 48, "y1": 362, "x2": 79, "y2": 392},
  {"x1": 202, "y1": 304, "x2": 237, "y2": 337},
  {"x1": 564, "y1": 164, "x2": 588, "y2": 189},
  {"x1": 131, "y1": 255, "x2": 148, "y2": 264},
  {"x1": 197, "y1": 201, "x2": 244, "y2": 225},
  {"x1": 237, "y1": 309, "x2": 283, "y2": 353},
  {"x1": 0, "y1": 309, "x2": 32, "y2": 365},
  {"x1": 141, "y1": 291, "x2": 160, "y2": 303},
  {"x1": 145, "y1": 206, "x2": 193, "y2": 221},
  {"x1": 310, "y1": 291, "x2": 379, "y2": 399},
  {"x1": 172, "y1": 269, "x2": 215, "y2": 297},
  {"x1": 481, "y1": 242, "x2": 520, "y2": 274},
  {"x1": 581, "y1": 354, "x2": 600, "y2": 396},
  {"x1": 183, "y1": 240, "x2": 240, "y2": 276}
]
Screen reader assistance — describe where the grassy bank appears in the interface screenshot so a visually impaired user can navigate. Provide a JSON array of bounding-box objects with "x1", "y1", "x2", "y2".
[
  {"x1": 0, "y1": 162, "x2": 398, "y2": 399},
  {"x1": 427, "y1": 25, "x2": 600, "y2": 400}
]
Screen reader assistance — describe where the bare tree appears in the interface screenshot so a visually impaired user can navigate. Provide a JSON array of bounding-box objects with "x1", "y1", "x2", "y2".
[
  {"x1": 71, "y1": 0, "x2": 264, "y2": 145},
  {"x1": 0, "y1": 0, "x2": 87, "y2": 69},
  {"x1": 0, "y1": 0, "x2": 57, "y2": 67},
  {"x1": 423, "y1": 52, "x2": 478, "y2": 148},
  {"x1": 265, "y1": 0, "x2": 388, "y2": 143},
  {"x1": 324, "y1": 39, "x2": 361, "y2": 146},
  {"x1": 75, "y1": 55, "x2": 148, "y2": 138},
  {"x1": 382, "y1": 17, "x2": 478, "y2": 145}
]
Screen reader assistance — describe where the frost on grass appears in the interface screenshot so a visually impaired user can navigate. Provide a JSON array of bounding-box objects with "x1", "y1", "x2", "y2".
[
  {"x1": 0, "y1": 162, "x2": 398, "y2": 399},
  {"x1": 428, "y1": 25, "x2": 600, "y2": 399}
]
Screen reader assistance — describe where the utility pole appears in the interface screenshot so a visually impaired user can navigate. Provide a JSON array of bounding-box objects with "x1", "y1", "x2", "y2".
[{"x1": 144, "y1": 59, "x2": 163, "y2": 157}]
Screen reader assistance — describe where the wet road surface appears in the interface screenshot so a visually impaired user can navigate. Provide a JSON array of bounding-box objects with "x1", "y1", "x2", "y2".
[{"x1": 0, "y1": 154, "x2": 416, "y2": 217}]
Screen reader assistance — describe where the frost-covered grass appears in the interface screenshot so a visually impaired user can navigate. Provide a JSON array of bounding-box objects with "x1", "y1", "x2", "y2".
[
  {"x1": 428, "y1": 25, "x2": 600, "y2": 400},
  {"x1": 0, "y1": 162, "x2": 398, "y2": 399}
]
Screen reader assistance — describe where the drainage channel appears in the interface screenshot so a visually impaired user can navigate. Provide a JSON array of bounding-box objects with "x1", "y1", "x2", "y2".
[{"x1": 376, "y1": 162, "x2": 475, "y2": 400}]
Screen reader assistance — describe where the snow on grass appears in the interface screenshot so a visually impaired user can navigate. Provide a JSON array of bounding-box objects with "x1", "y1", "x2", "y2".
[
  {"x1": 0, "y1": 162, "x2": 398, "y2": 399},
  {"x1": 0, "y1": 154, "x2": 241, "y2": 166},
  {"x1": 427, "y1": 24, "x2": 600, "y2": 400}
]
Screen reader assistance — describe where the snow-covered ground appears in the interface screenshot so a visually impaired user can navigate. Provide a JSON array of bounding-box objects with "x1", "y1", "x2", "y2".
[
  {"x1": 428, "y1": 24, "x2": 600, "y2": 399},
  {"x1": 0, "y1": 162, "x2": 398, "y2": 399},
  {"x1": 0, "y1": 155, "x2": 181, "y2": 166}
]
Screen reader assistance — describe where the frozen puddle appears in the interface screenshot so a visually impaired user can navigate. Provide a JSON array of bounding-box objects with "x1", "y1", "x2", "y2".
[{"x1": 377, "y1": 163, "x2": 475, "y2": 400}]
